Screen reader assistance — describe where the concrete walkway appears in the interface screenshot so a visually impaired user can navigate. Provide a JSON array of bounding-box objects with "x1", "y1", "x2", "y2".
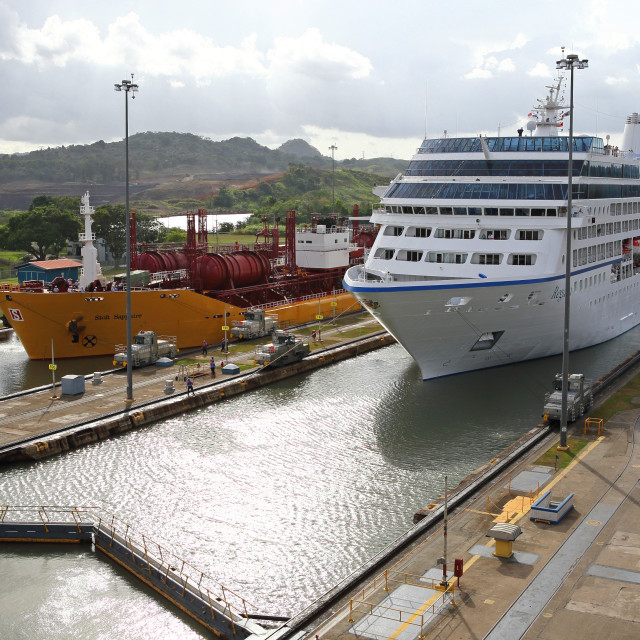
[
  {"x1": 305, "y1": 409, "x2": 640, "y2": 640},
  {"x1": 0, "y1": 313, "x2": 382, "y2": 451}
]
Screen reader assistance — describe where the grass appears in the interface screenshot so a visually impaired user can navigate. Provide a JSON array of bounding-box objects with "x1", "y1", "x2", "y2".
[
  {"x1": 588, "y1": 373, "x2": 640, "y2": 424},
  {"x1": 534, "y1": 438, "x2": 589, "y2": 469}
]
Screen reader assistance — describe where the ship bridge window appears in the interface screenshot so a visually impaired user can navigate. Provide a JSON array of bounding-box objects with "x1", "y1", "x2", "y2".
[
  {"x1": 470, "y1": 330, "x2": 504, "y2": 352},
  {"x1": 486, "y1": 208, "x2": 498, "y2": 216},
  {"x1": 406, "y1": 227, "x2": 431, "y2": 238},
  {"x1": 471, "y1": 253, "x2": 502, "y2": 265},
  {"x1": 425, "y1": 207, "x2": 438, "y2": 215},
  {"x1": 499, "y1": 208, "x2": 514, "y2": 216},
  {"x1": 509, "y1": 254, "x2": 536, "y2": 265},
  {"x1": 515, "y1": 208, "x2": 530, "y2": 216},
  {"x1": 396, "y1": 250, "x2": 423, "y2": 262},
  {"x1": 374, "y1": 248, "x2": 395, "y2": 260},
  {"x1": 516, "y1": 230, "x2": 543, "y2": 240},
  {"x1": 426, "y1": 252, "x2": 468, "y2": 264},
  {"x1": 440, "y1": 207, "x2": 453, "y2": 215},
  {"x1": 402, "y1": 206, "x2": 414, "y2": 214},
  {"x1": 454, "y1": 207, "x2": 467, "y2": 215},
  {"x1": 383, "y1": 225, "x2": 405, "y2": 236}
]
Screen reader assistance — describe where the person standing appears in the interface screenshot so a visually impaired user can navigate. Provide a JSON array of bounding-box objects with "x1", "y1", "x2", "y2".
[
  {"x1": 210, "y1": 356, "x2": 216, "y2": 377},
  {"x1": 186, "y1": 377, "x2": 195, "y2": 396},
  {"x1": 202, "y1": 339, "x2": 208, "y2": 355}
]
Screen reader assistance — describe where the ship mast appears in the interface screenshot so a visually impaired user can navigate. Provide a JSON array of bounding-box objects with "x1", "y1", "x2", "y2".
[{"x1": 78, "y1": 192, "x2": 105, "y2": 289}]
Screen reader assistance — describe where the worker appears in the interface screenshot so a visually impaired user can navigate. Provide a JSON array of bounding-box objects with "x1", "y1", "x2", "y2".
[
  {"x1": 186, "y1": 377, "x2": 195, "y2": 396},
  {"x1": 202, "y1": 339, "x2": 208, "y2": 355},
  {"x1": 210, "y1": 356, "x2": 216, "y2": 377}
]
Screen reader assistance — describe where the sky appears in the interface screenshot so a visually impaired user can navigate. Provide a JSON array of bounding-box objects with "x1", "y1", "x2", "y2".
[{"x1": 1, "y1": 0, "x2": 640, "y2": 161}]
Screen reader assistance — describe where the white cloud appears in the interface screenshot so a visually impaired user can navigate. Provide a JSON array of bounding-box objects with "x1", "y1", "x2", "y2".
[
  {"x1": 528, "y1": 62, "x2": 551, "y2": 77},
  {"x1": 604, "y1": 76, "x2": 629, "y2": 85},
  {"x1": 266, "y1": 27, "x2": 372, "y2": 82}
]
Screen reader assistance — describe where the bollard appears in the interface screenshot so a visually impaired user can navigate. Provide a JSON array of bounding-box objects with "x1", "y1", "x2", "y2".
[
  {"x1": 164, "y1": 380, "x2": 175, "y2": 395},
  {"x1": 92, "y1": 372, "x2": 102, "y2": 385}
]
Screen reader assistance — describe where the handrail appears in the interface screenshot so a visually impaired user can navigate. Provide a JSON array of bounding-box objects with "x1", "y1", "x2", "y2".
[{"x1": 1, "y1": 504, "x2": 255, "y2": 619}]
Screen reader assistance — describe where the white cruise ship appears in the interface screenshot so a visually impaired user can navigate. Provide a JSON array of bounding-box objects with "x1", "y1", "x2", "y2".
[{"x1": 344, "y1": 76, "x2": 640, "y2": 379}]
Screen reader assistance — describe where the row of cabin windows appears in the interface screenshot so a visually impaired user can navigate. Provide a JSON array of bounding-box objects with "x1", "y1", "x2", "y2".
[
  {"x1": 383, "y1": 226, "x2": 543, "y2": 241},
  {"x1": 374, "y1": 249, "x2": 535, "y2": 266},
  {"x1": 383, "y1": 205, "x2": 563, "y2": 216},
  {"x1": 573, "y1": 241, "x2": 622, "y2": 266},
  {"x1": 574, "y1": 217, "x2": 640, "y2": 240}
]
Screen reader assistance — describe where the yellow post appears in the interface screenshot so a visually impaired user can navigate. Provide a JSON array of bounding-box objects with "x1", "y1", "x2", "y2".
[{"x1": 493, "y1": 539, "x2": 513, "y2": 558}]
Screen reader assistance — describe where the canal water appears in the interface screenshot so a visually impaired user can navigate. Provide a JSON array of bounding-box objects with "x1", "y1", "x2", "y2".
[{"x1": 2, "y1": 327, "x2": 640, "y2": 639}]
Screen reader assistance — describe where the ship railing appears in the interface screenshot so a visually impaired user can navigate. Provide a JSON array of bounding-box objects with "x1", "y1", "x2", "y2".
[
  {"x1": 352, "y1": 266, "x2": 393, "y2": 283},
  {"x1": 249, "y1": 289, "x2": 350, "y2": 311},
  {"x1": 150, "y1": 269, "x2": 188, "y2": 284}
]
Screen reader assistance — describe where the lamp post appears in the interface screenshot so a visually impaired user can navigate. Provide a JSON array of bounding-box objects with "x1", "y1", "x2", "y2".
[
  {"x1": 329, "y1": 144, "x2": 338, "y2": 213},
  {"x1": 114, "y1": 76, "x2": 139, "y2": 403},
  {"x1": 556, "y1": 53, "x2": 588, "y2": 448}
]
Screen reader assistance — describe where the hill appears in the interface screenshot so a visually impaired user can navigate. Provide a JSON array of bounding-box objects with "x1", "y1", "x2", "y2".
[{"x1": 0, "y1": 132, "x2": 408, "y2": 211}]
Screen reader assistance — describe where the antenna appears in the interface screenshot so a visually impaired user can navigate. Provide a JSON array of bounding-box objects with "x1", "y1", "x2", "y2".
[{"x1": 424, "y1": 80, "x2": 428, "y2": 140}]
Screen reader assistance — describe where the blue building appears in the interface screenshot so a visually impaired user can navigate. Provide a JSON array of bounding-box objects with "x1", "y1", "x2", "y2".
[{"x1": 15, "y1": 259, "x2": 81, "y2": 285}]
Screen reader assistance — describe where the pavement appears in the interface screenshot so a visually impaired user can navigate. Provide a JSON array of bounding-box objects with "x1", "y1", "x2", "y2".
[
  {"x1": 306, "y1": 410, "x2": 640, "y2": 640},
  {"x1": 0, "y1": 313, "x2": 381, "y2": 450}
]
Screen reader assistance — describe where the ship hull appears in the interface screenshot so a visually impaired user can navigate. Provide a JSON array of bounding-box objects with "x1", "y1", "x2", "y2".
[
  {"x1": 0, "y1": 288, "x2": 359, "y2": 360},
  {"x1": 344, "y1": 263, "x2": 640, "y2": 379}
]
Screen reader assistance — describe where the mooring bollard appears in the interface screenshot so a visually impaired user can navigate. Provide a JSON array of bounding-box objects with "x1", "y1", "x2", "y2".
[{"x1": 164, "y1": 380, "x2": 175, "y2": 395}]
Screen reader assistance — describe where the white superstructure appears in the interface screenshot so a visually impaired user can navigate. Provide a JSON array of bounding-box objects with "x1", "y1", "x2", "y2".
[{"x1": 344, "y1": 76, "x2": 640, "y2": 379}]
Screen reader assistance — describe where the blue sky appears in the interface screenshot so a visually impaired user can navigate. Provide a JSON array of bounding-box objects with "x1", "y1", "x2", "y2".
[{"x1": 1, "y1": 0, "x2": 639, "y2": 159}]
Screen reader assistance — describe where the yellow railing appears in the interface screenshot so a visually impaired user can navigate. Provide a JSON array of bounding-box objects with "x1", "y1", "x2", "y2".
[
  {"x1": 348, "y1": 569, "x2": 456, "y2": 638},
  {"x1": 0, "y1": 505, "x2": 254, "y2": 622}
]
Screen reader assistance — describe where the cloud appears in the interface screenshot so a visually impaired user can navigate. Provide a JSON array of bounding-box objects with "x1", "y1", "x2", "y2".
[
  {"x1": 528, "y1": 62, "x2": 552, "y2": 77},
  {"x1": 267, "y1": 27, "x2": 372, "y2": 82},
  {"x1": 463, "y1": 35, "x2": 526, "y2": 79},
  {"x1": 604, "y1": 76, "x2": 629, "y2": 85}
]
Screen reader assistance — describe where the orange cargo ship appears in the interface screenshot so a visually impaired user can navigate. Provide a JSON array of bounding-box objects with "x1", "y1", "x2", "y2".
[{"x1": 0, "y1": 194, "x2": 374, "y2": 360}]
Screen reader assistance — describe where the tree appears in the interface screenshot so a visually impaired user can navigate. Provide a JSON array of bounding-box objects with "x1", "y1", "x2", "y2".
[
  {"x1": 93, "y1": 205, "x2": 165, "y2": 260},
  {"x1": 0, "y1": 205, "x2": 81, "y2": 260},
  {"x1": 92, "y1": 204, "x2": 127, "y2": 261},
  {"x1": 218, "y1": 221, "x2": 234, "y2": 233},
  {"x1": 211, "y1": 185, "x2": 234, "y2": 209}
]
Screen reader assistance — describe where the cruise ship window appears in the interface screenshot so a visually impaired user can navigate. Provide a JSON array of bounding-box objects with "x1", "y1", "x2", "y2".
[
  {"x1": 474, "y1": 254, "x2": 501, "y2": 265},
  {"x1": 510, "y1": 254, "x2": 535, "y2": 265},
  {"x1": 406, "y1": 227, "x2": 431, "y2": 238},
  {"x1": 499, "y1": 208, "x2": 514, "y2": 216},
  {"x1": 485, "y1": 208, "x2": 498, "y2": 216},
  {"x1": 383, "y1": 226, "x2": 405, "y2": 236},
  {"x1": 454, "y1": 207, "x2": 467, "y2": 215},
  {"x1": 517, "y1": 230, "x2": 542, "y2": 241},
  {"x1": 531, "y1": 208, "x2": 545, "y2": 216},
  {"x1": 440, "y1": 207, "x2": 453, "y2": 215},
  {"x1": 396, "y1": 250, "x2": 423, "y2": 262},
  {"x1": 374, "y1": 248, "x2": 395, "y2": 260},
  {"x1": 546, "y1": 208, "x2": 557, "y2": 216},
  {"x1": 425, "y1": 207, "x2": 438, "y2": 215},
  {"x1": 515, "y1": 208, "x2": 529, "y2": 216}
]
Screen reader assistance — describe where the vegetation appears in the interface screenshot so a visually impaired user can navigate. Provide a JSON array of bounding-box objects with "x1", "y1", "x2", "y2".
[
  {"x1": 589, "y1": 373, "x2": 640, "y2": 423},
  {"x1": 534, "y1": 439, "x2": 589, "y2": 469},
  {"x1": 0, "y1": 196, "x2": 81, "y2": 260}
]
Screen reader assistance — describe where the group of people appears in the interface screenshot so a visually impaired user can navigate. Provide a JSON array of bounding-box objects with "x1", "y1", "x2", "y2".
[{"x1": 186, "y1": 339, "x2": 226, "y2": 395}]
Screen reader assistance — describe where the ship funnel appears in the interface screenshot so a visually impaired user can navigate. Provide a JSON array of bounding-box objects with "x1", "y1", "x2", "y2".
[{"x1": 621, "y1": 113, "x2": 640, "y2": 156}]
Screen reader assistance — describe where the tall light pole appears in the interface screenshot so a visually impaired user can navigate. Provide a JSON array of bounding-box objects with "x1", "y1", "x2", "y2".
[
  {"x1": 329, "y1": 144, "x2": 338, "y2": 213},
  {"x1": 556, "y1": 53, "x2": 588, "y2": 448},
  {"x1": 114, "y1": 75, "x2": 139, "y2": 403}
]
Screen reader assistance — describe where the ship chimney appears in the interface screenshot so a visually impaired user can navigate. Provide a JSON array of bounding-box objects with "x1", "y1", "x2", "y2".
[{"x1": 621, "y1": 113, "x2": 640, "y2": 156}]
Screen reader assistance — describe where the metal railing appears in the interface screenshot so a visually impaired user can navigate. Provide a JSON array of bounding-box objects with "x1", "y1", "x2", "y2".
[
  {"x1": 0, "y1": 505, "x2": 255, "y2": 623},
  {"x1": 348, "y1": 569, "x2": 455, "y2": 638}
]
